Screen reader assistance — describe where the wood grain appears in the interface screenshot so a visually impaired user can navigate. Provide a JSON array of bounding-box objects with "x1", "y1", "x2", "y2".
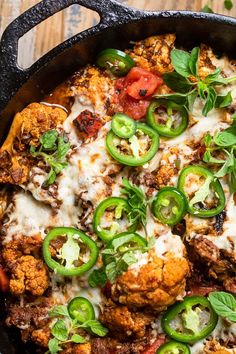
[{"x1": 0, "y1": 0, "x2": 235, "y2": 68}]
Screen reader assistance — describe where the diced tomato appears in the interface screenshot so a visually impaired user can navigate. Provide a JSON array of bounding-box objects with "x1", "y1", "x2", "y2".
[
  {"x1": 73, "y1": 110, "x2": 103, "y2": 141},
  {"x1": 0, "y1": 267, "x2": 9, "y2": 292},
  {"x1": 114, "y1": 67, "x2": 163, "y2": 120},
  {"x1": 125, "y1": 67, "x2": 163, "y2": 100},
  {"x1": 141, "y1": 336, "x2": 166, "y2": 354}
]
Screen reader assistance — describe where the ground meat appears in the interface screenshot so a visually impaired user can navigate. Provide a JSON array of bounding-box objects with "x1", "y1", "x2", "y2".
[
  {"x1": 223, "y1": 277, "x2": 236, "y2": 294},
  {"x1": 128, "y1": 34, "x2": 175, "y2": 74},
  {"x1": 204, "y1": 339, "x2": 233, "y2": 354},
  {"x1": 9, "y1": 255, "x2": 49, "y2": 296},
  {"x1": 0, "y1": 103, "x2": 67, "y2": 184},
  {"x1": 111, "y1": 253, "x2": 189, "y2": 311},
  {"x1": 156, "y1": 164, "x2": 177, "y2": 189},
  {"x1": 73, "y1": 110, "x2": 103, "y2": 141},
  {"x1": 92, "y1": 333, "x2": 154, "y2": 354},
  {"x1": 6, "y1": 297, "x2": 51, "y2": 344},
  {"x1": 100, "y1": 302, "x2": 154, "y2": 340},
  {"x1": 191, "y1": 236, "x2": 236, "y2": 292},
  {"x1": 214, "y1": 211, "x2": 226, "y2": 234},
  {"x1": 31, "y1": 326, "x2": 51, "y2": 348}
]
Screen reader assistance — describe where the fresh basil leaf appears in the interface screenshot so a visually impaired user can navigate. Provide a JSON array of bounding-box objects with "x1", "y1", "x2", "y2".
[
  {"x1": 208, "y1": 291, "x2": 236, "y2": 322},
  {"x1": 48, "y1": 338, "x2": 62, "y2": 354},
  {"x1": 214, "y1": 129, "x2": 236, "y2": 147},
  {"x1": 229, "y1": 170, "x2": 236, "y2": 193},
  {"x1": 49, "y1": 305, "x2": 70, "y2": 318},
  {"x1": 40, "y1": 130, "x2": 58, "y2": 151},
  {"x1": 201, "y1": 4, "x2": 214, "y2": 13},
  {"x1": 71, "y1": 334, "x2": 87, "y2": 344},
  {"x1": 215, "y1": 91, "x2": 232, "y2": 108},
  {"x1": 203, "y1": 68, "x2": 222, "y2": 84},
  {"x1": 197, "y1": 81, "x2": 208, "y2": 100},
  {"x1": 112, "y1": 234, "x2": 135, "y2": 252},
  {"x1": 88, "y1": 267, "x2": 107, "y2": 288},
  {"x1": 204, "y1": 133, "x2": 213, "y2": 147},
  {"x1": 202, "y1": 87, "x2": 217, "y2": 116},
  {"x1": 51, "y1": 319, "x2": 68, "y2": 341},
  {"x1": 187, "y1": 90, "x2": 198, "y2": 111},
  {"x1": 153, "y1": 92, "x2": 189, "y2": 106},
  {"x1": 231, "y1": 113, "x2": 236, "y2": 120},
  {"x1": 56, "y1": 136, "x2": 70, "y2": 160},
  {"x1": 121, "y1": 251, "x2": 137, "y2": 266},
  {"x1": 224, "y1": 0, "x2": 233, "y2": 10},
  {"x1": 85, "y1": 320, "x2": 108, "y2": 337},
  {"x1": 105, "y1": 261, "x2": 117, "y2": 283},
  {"x1": 163, "y1": 72, "x2": 193, "y2": 93},
  {"x1": 170, "y1": 49, "x2": 191, "y2": 77},
  {"x1": 189, "y1": 47, "x2": 200, "y2": 76},
  {"x1": 203, "y1": 151, "x2": 225, "y2": 164},
  {"x1": 215, "y1": 152, "x2": 234, "y2": 178},
  {"x1": 43, "y1": 168, "x2": 57, "y2": 187}
]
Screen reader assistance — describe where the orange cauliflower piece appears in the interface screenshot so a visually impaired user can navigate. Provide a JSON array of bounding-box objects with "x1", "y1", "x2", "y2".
[
  {"x1": 0, "y1": 103, "x2": 67, "y2": 184},
  {"x1": 9, "y1": 255, "x2": 49, "y2": 296},
  {"x1": 100, "y1": 303, "x2": 154, "y2": 339},
  {"x1": 111, "y1": 253, "x2": 189, "y2": 311},
  {"x1": 128, "y1": 34, "x2": 175, "y2": 74},
  {"x1": 31, "y1": 326, "x2": 51, "y2": 348}
]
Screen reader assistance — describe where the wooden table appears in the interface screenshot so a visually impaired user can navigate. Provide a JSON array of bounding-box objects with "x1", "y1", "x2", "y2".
[{"x1": 0, "y1": 0, "x2": 235, "y2": 69}]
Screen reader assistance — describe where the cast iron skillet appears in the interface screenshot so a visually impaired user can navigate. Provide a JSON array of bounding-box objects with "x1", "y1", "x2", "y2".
[{"x1": 1, "y1": 0, "x2": 236, "y2": 352}]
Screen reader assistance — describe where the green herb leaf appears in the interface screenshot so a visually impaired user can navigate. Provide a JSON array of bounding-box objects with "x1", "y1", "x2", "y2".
[
  {"x1": 163, "y1": 72, "x2": 193, "y2": 93},
  {"x1": 153, "y1": 92, "x2": 189, "y2": 106},
  {"x1": 214, "y1": 152, "x2": 234, "y2": 178},
  {"x1": 49, "y1": 305, "x2": 70, "y2": 318},
  {"x1": 51, "y1": 319, "x2": 69, "y2": 341},
  {"x1": 40, "y1": 130, "x2": 58, "y2": 151},
  {"x1": 105, "y1": 261, "x2": 118, "y2": 283},
  {"x1": 170, "y1": 49, "x2": 191, "y2": 77},
  {"x1": 215, "y1": 92, "x2": 232, "y2": 108},
  {"x1": 30, "y1": 130, "x2": 70, "y2": 187},
  {"x1": 88, "y1": 267, "x2": 107, "y2": 288},
  {"x1": 121, "y1": 251, "x2": 137, "y2": 266},
  {"x1": 208, "y1": 291, "x2": 236, "y2": 322},
  {"x1": 201, "y1": 4, "x2": 214, "y2": 13},
  {"x1": 111, "y1": 234, "x2": 135, "y2": 252},
  {"x1": 48, "y1": 338, "x2": 62, "y2": 354},
  {"x1": 85, "y1": 320, "x2": 108, "y2": 337},
  {"x1": 189, "y1": 47, "x2": 200, "y2": 76},
  {"x1": 229, "y1": 170, "x2": 236, "y2": 193},
  {"x1": 214, "y1": 127, "x2": 236, "y2": 146},
  {"x1": 203, "y1": 150, "x2": 225, "y2": 164},
  {"x1": 121, "y1": 178, "x2": 147, "y2": 227},
  {"x1": 202, "y1": 87, "x2": 217, "y2": 116},
  {"x1": 224, "y1": 0, "x2": 233, "y2": 10},
  {"x1": 71, "y1": 334, "x2": 87, "y2": 344}
]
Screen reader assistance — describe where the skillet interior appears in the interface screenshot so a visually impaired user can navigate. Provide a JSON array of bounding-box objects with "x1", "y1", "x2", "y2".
[{"x1": 1, "y1": 0, "x2": 236, "y2": 353}]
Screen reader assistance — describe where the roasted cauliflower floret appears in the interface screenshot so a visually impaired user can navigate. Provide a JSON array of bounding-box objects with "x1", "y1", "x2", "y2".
[
  {"x1": 100, "y1": 302, "x2": 154, "y2": 339},
  {"x1": 31, "y1": 326, "x2": 51, "y2": 348},
  {"x1": 2, "y1": 234, "x2": 42, "y2": 267},
  {"x1": 111, "y1": 252, "x2": 189, "y2": 311},
  {"x1": 128, "y1": 34, "x2": 175, "y2": 74},
  {"x1": 0, "y1": 103, "x2": 67, "y2": 184},
  {"x1": 9, "y1": 255, "x2": 49, "y2": 296}
]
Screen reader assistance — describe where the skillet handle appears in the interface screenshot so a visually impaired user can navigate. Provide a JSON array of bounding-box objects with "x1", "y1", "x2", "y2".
[{"x1": 0, "y1": 0, "x2": 138, "y2": 77}]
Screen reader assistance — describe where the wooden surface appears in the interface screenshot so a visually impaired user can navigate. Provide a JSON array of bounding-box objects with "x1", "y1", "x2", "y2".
[{"x1": 0, "y1": 0, "x2": 235, "y2": 68}]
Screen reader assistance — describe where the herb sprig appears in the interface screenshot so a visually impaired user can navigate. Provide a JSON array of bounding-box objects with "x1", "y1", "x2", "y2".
[
  {"x1": 89, "y1": 233, "x2": 154, "y2": 287},
  {"x1": 47, "y1": 303, "x2": 108, "y2": 354},
  {"x1": 121, "y1": 178, "x2": 148, "y2": 235},
  {"x1": 30, "y1": 130, "x2": 70, "y2": 187},
  {"x1": 203, "y1": 121, "x2": 236, "y2": 192},
  {"x1": 208, "y1": 291, "x2": 236, "y2": 322},
  {"x1": 154, "y1": 47, "x2": 236, "y2": 116}
]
